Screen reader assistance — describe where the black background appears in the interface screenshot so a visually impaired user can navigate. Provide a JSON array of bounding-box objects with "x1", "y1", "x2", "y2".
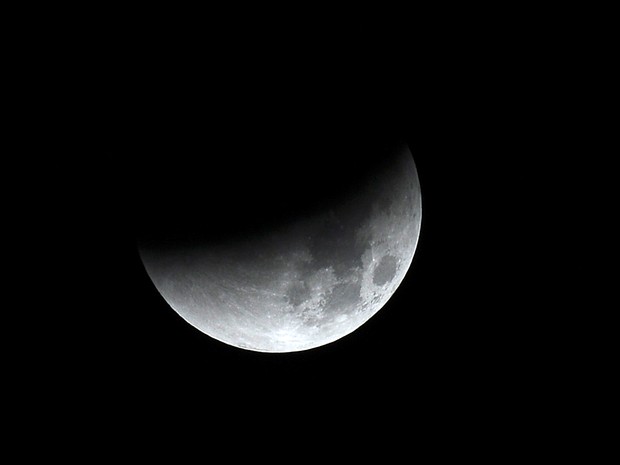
[
  {"x1": 25, "y1": 6, "x2": 550, "y2": 445},
  {"x1": 5, "y1": 3, "x2": 604, "y2": 458}
]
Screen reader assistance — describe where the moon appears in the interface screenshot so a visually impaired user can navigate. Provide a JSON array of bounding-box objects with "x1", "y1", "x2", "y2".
[{"x1": 138, "y1": 142, "x2": 421, "y2": 352}]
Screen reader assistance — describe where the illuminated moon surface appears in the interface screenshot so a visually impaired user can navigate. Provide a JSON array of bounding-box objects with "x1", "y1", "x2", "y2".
[{"x1": 139, "y1": 143, "x2": 421, "y2": 352}]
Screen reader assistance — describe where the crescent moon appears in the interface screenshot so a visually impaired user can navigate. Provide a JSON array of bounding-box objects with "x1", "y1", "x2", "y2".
[{"x1": 139, "y1": 142, "x2": 421, "y2": 352}]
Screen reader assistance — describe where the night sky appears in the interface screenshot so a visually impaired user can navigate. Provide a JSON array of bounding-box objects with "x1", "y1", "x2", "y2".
[{"x1": 35, "y1": 8, "x2": 539, "y2": 440}]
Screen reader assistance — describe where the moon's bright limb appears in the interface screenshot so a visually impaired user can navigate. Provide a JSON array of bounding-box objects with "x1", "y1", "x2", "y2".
[{"x1": 139, "y1": 143, "x2": 421, "y2": 352}]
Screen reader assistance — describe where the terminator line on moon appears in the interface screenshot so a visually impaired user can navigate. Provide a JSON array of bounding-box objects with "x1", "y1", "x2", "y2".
[{"x1": 139, "y1": 143, "x2": 421, "y2": 352}]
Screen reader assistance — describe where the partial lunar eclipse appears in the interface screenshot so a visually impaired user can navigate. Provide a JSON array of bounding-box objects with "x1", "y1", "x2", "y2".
[{"x1": 139, "y1": 143, "x2": 421, "y2": 352}]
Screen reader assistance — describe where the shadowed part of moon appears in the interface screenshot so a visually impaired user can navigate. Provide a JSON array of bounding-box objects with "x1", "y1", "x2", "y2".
[{"x1": 138, "y1": 141, "x2": 421, "y2": 352}]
